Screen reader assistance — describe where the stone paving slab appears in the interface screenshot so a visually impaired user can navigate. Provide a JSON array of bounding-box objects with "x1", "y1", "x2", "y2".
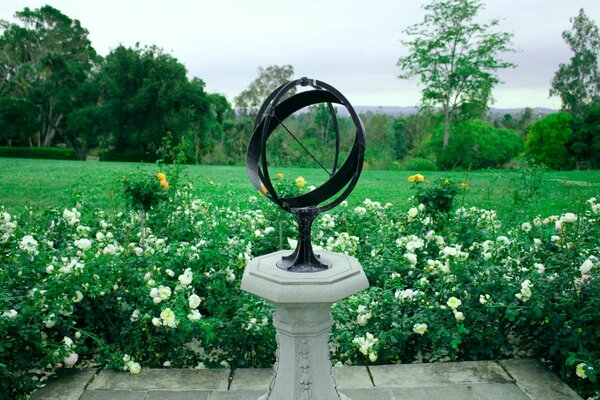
[
  {"x1": 87, "y1": 368, "x2": 230, "y2": 391},
  {"x1": 338, "y1": 388, "x2": 395, "y2": 400},
  {"x1": 29, "y1": 359, "x2": 584, "y2": 400},
  {"x1": 229, "y1": 368, "x2": 272, "y2": 390},
  {"x1": 210, "y1": 390, "x2": 266, "y2": 400},
  {"x1": 79, "y1": 390, "x2": 147, "y2": 400},
  {"x1": 500, "y1": 359, "x2": 582, "y2": 400},
  {"x1": 333, "y1": 366, "x2": 374, "y2": 389},
  {"x1": 369, "y1": 360, "x2": 512, "y2": 387},
  {"x1": 392, "y1": 384, "x2": 478, "y2": 399},
  {"x1": 31, "y1": 369, "x2": 97, "y2": 400},
  {"x1": 147, "y1": 391, "x2": 212, "y2": 400},
  {"x1": 470, "y1": 383, "x2": 531, "y2": 400}
]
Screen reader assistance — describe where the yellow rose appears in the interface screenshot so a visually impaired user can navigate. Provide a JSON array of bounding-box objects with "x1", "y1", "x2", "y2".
[
  {"x1": 156, "y1": 172, "x2": 166, "y2": 181},
  {"x1": 160, "y1": 179, "x2": 169, "y2": 190},
  {"x1": 460, "y1": 182, "x2": 469, "y2": 190},
  {"x1": 408, "y1": 175, "x2": 416, "y2": 182},
  {"x1": 415, "y1": 174, "x2": 425, "y2": 182},
  {"x1": 296, "y1": 176, "x2": 306, "y2": 188},
  {"x1": 425, "y1": 179, "x2": 431, "y2": 184},
  {"x1": 276, "y1": 173, "x2": 284, "y2": 179}
]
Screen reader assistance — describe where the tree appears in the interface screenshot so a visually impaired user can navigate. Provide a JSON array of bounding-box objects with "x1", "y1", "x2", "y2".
[
  {"x1": 526, "y1": 112, "x2": 574, "y2": 170},
  {"x1": 569, "y1": 103, "x2": 600, "y2": 168},
  {"x1": 431, "y1": 119, "x2": 522, "y2": 169},
  {"x1": 550, "y1": 9, "x2": 600, "y2": 117},
  {"x1": 397, "y1": 0, "x2": 515, "y2": 147},
  {"x1": 234, "y1": 65, "x2": 295, "y2": 115},
  {"x1": 0, "y1": 97, "x2": 38, "y2": 146},
  {"x1": 98, "y1": 45, "x2": 211, "y2": 156},
  {"x1": 0, "y1": 5, "x2": 98, "y2": 147}
]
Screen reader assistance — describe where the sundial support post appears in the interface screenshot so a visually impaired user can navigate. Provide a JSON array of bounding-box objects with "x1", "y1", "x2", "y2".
[
  {"x1": 242, "y1": 77, "x2": 368, "y2": 400},
  {"x1": 241, "y1": 251, "x2": 368, "y2": 400},
  {"x1": 277, "y1": 207, "x2": 330, "y2": 272}
]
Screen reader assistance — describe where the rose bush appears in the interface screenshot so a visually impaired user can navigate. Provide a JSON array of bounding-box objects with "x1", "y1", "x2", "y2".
[{"x1": 0, "y1": 175, "x2": 598, "y2": 399}]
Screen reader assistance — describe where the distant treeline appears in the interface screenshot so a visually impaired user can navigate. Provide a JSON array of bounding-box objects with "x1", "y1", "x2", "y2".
[{"x1": 1, "y1": 5, "x2": 598, "y2": 170}]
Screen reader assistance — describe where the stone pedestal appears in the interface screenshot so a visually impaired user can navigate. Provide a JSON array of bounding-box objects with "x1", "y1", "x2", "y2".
[{"x1": 241, "y1": 250, "x2": 369, "y2": 400}]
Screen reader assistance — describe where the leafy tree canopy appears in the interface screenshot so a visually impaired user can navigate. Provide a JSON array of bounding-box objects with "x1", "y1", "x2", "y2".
[
  {"x1": 526, "y1": 112, "x2": 574, "y2": 170},
  {"x1": 234, "y1": 65, "x2": 295, "y2": 116},
  {"x1": 550, "y1": 9, "x2": 600, "y2": 116},
  {"x1": 0, "y1": 5, "x2": 99, "y2": 147},
  {"x1": 397, "y1": 0, "x2": 515, "y2": 147}
]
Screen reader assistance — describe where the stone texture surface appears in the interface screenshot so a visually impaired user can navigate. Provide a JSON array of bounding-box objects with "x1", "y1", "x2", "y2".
[
  {"x1": 370, "y1": 360, "x2": 512, "y2": 387},
  {"x1": 391, "y1": 385, "x2": 477, "y2": 399},
  {"x1": 30, "y1": 369, "x2": 98, "y2": 400},
  {"x1": 88, "y1": 368, "x2": 230, "y2": 390},
  {"x1": 79, "y1": 390, "x2": 147, "y2": 400},
  {"x1": 241, "y1": 250, "x2": 369, "y2": 304},
  {"x1": 333, "y1": 366, "x2": 374, "y2": 389},
  {"x1": 211, "y1": 390, "x2": 268, "y2": 400},
  {"x1": 28, "y1": 360, "x2": 584, "y2": 400},
  {"x1": 500, "y1": 359, "x2": 583, "y2": 400},
  {"x1": 470, "y1": 383, "x2": 531, "y2": 400},
  {"x1": 229, "y1": 368, "x2": 272, "y2": 390},
  {"x1": 338, "y1": 388, "x2": 395, "y2": 400},
  {"x1": 147, "y1": 390, "x2": 212, "y2": 399},
  {"x1": 240, "y1": 251, "x2": 369, "y2": 400}
]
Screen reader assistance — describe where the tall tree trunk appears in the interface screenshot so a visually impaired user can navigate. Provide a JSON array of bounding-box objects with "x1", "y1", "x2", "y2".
[
  {"x1": 43, "y1": 114, "x2": 63, "y2": 147},
  {"x1": 443, "y1": 106, "x2": 451, "y2": 147}
]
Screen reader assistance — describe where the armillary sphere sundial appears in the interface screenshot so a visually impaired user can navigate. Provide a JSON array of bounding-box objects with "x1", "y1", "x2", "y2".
[{"x1": 247, "y1": 77, "x2": 366, "y2": 272}]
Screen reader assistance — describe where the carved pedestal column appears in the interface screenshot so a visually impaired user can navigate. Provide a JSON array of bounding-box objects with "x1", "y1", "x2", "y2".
[{"x1": 241, "y1": 250, "x2": 369, "y2": 400}]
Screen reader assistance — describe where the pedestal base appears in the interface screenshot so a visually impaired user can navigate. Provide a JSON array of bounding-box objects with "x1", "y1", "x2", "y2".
[{"x1": 241, "y1": 251, "x2": 369, "y2": 400}]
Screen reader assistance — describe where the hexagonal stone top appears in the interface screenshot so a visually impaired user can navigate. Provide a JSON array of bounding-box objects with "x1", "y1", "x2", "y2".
[{"x1": 241, "y1": 250, "x2": 369, "y2": 304}]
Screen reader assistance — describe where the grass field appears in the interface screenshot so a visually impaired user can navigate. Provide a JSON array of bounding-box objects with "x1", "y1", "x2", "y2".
[{"x1": 1, "y1": 157, "x2": 599, "y2": 223}]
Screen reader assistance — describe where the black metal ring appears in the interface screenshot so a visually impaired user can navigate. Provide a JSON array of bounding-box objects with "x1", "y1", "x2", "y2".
[{"x1": 246, "y1": 78, "x2": 366, "y2": 214}]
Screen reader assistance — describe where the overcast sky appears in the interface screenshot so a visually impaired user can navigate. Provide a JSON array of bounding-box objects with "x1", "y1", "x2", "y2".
[{"x1": 1, "y1": 0, "x2": 599, "y2": 108}]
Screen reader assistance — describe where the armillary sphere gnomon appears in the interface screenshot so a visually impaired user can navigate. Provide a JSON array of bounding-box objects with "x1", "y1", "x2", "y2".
[{"x1": 247, "y1": 77, "x2": 366, "y2": 273}]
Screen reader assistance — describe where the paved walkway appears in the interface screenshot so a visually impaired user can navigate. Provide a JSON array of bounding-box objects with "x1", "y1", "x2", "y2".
[{"x1": 31, "y1": 359, "x2": 582, "y2": 400}]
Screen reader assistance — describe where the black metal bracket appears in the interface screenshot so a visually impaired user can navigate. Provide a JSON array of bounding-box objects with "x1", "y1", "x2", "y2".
[{"x1": 276, "y1": 207, "x2": 331, "y2": 272}]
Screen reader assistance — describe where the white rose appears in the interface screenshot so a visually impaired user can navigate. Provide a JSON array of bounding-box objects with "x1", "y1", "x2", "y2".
[
  {"x1": 128, "y1": 361, "x2": 141, "y2": 375},
  {"x1": 447, "y1": 297, "x2": 462, "y2": 310},
  {"x1": 151, "y1": 317, "x2": 161, "y2": 327},
  {"x1": 412, "y1": 323, "x2": 428, "y2": 335},
  {"x1": 178, "y1": 268, "x2": 193, "y2": 286},
  {"x1": 562, "y1": 213, "x2": 577, "y2": 223},
  {"x1": 187, "y1": 310, "x2": 202, "y2": 321},
  {"x1": 580, "y1": 259, "x2": 594, "y2": 275},
  {"x1": 188, "y1": 294, "x2": 201, "y2": 309},
  {"x1": 149, "y1": 288, "x2": 159, "y2": 298},
  {"x1": 2, "y1": 309, "x2": 18, "y2": 318},
  {"x1": 74, "y1": 238, "x2": 92, "y2": 251},
  {"x1": 46, "y1": 265, "x2": 54, "y2": 274},
  {"x1": 408, "y1": 208, "x2": 418, "y2": 218},
  {"x1": 521, "y1": 222, "x2": 532, "y2": 232},
  {"x1": 454, "y1": 311, "x2": 465, "y2": 322},
  {"x1": 63, "y1": 353, "x2": 79, "y2": 367},
  {"x1": 72, "y1": 290, "x2": 84, "y2": 303},
  {"x1": 157, "y1": 285, "x2": 171, "y2": 300}
]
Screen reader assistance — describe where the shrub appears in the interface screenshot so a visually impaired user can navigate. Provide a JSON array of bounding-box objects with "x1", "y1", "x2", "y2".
[
  {"x1": 98, "y1": 150, "x2": 158, "y2": 163},
  {"x1": 0, "y1": 146, "x2": 77, "y2": 160},
  {"x1": 400, "y1": 157, "x2": 438, "y2": 171},
  {"x1": 429, "y1": 119, "x2": 523, "y2": 170},
  {"x1": 0, "y1": 178, "x2": 599, "y2": 399},
  {"x1": 526, "y1": 112, "x2": 574, "y2": 170}
]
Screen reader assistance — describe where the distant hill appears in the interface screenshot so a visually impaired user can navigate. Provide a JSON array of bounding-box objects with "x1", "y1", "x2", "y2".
[{"x1": 336, "y1": 106, "x2": 557, "y2": 117}]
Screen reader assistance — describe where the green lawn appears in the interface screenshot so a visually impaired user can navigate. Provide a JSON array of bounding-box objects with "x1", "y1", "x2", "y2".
[{"x1": 1, "y1": 157, "x2": 598, "y2": 223}]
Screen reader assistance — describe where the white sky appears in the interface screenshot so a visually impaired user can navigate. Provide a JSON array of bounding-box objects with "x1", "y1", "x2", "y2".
[{"x1": 1, "y1": 0, "x2": 599, "y2": 108}]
